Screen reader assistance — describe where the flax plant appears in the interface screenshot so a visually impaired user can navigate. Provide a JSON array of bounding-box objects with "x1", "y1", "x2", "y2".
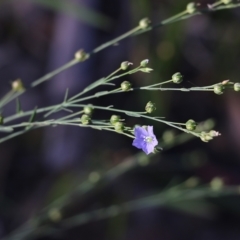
[{"x1": 1, "y1": 1, "x2": 240, "y2": 239}]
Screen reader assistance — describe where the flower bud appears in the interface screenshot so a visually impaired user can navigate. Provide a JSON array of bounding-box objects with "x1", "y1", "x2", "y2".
[
  {"x1": 234, "y1": 83, "x2": 240, "y2": 92},
  {"x1": 12, "y1": 79, "x2": 25, "y2": 92},
  {"x1": 121, "y1": 81, "x2": 132, "y2": 91},
  {"x1": 120, "y1": 61, "x2": 133, "y2": 70},
  {"x1": 209, "y1": 130, "x2": 221, "y2": 137},
  {"x1": 145, "y1": 101, "x2": 156, "y2": 113},
  {"x1": 110, "y1": 115, "x2": 121, "y2": 125},
  {"x1": 222, "y1": 79, "x2": 229, "y2": 85},
  {"x1": 140, "y1": 59, "x2": 149, "y2": 67},
  {"x1": 139, "y1": 18, "x2": 151, "y2": 29},
  {"x1": 200, "y1": 131, "x2": 213, "y2": 142},
  {"x1": 214, "y1": 84, "x2": 224, "y2": 95},
  {"x1": 75, "y1": 49, "x2": 89, "y2": 62},
  {"x1": 186, "y1": 2, "x2": 197, "y2": 14},
  {"x1": 0, "y1": 115, "x2": 4, "y2": 125},
  {"x1": 114, "y1": 122, "x2": 124, "y2": 132},
  {"x1": 172, "y1": 72, "x2": 183, "y2": 84},
  {"x1": 139, "y1": 68, "x2": 153, "y2": 73},
  {"x1": 186, "y1": 119, "x2": 197, "y2": 131},
  {"x1": 81, "y1": 114, "x2": 91, "y2": 125},
  {"x1": 221, "y1": 0, "x2": 232, "y2": 4},
  {"x1": 83, "y1": 105, "x2": 94, "y2": 115}
]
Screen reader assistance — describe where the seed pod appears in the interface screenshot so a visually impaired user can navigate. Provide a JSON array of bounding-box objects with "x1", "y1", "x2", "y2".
[
  {"x1": 110, "y1": 115, "x2": 121, "y2": 125},
  {"x1": 75, "y1": 49, "x2": 89, "y2": 62},
  {"x1": 172, "y1": 72, "x2": 183, "y2": 84},
  {"x1": 12, "y1": 79, "x2": 25, "y2": 92},
  {"x1": 234, "y1": 83, "x2": 240, "y2": 92},
  {"x1": 84, "y1": 105, "x2": 94, "y2": 115},
  {"x1": 114, "y1": 122, "x2": 124, "y2": 132},
  {"x1": 186, "y1": 2, "x2": 197, "y2": 14},
  {"x1": 214, "y1": 84, "x2": 224, "y2": 95},
  {"x1": 186, "y1": 119, "x2": 197, "y2": 131},
  {"x1": 139, "y1": 18, "x2": 151, "y2": 29},
  {"x1": 121, "y1": 81, "x2": 132, "y2": 91},
  {"x1": 140, "y1": 59, "x2": 149, "y2": 67},
  {"x1": 145, "y1": 101, "x2": 156, "y2": 113},
  {"x1": 120, "y1": 61, "x2": 132, "y2": 70},
  {"x1": 81, "y1": 114, "x2": 91, "y2": 125}
]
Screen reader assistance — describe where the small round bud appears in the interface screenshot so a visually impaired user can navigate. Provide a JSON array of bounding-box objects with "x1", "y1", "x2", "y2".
[
  {"x1": 214, "y1": 84, "x2": 224, "y2": 95},
  {"x1": 172, "y1": 72, "x2": 183, "y2": 84},
  {"x1": 139, "y1": 18, "x2": 151, "y2": 29},
  {"x1": 186, "y1": 2, "x2": 197, "y2": 14},
  {"x1": 120, "y1": 61, "x2": 132, "y2": 70},
  {"x1": 234, "y1": 83, "x2": 240, "y2": 92},
  {"x1": 81, "y1": 114, "x2": 91, "y2": 125},
  {"x1": 140, "y1": 59, "x2": 149, "y2": 67},
  {"x1": 83, "y1": 105, "x2": 94, "y2": 115},
  {"x1": 114, "y1": 122, "x2": 124, "y2": 132},
  {"x1": 186, "y1": 119, "x2": 197, "y2": 131},
  {"x1": 0, "y1": 115, "x2": 4, "y2": 125},
  {"x1": 12, "y1": 79, "x2": 25, "y2": 92},
  {"x1": 145, "y1": 101, "x2": 156, "y2": 113},
  {"x1": 121, "y1": 81, "x2": 132, "y2": 91},
  {"x1": 75, "y1": 49, "x2": 89, "y2": 62},
  {"x1": 221, "y1": 0, "x2": 232, "y2": 4},
  {"x1": 110, "y1": 115, "x2": 121, "y2": 125}
]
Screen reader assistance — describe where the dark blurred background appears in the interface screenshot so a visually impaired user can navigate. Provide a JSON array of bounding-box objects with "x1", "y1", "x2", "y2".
[{"x1": 0, "y1": 0, "x2": 240, "y2": 239}]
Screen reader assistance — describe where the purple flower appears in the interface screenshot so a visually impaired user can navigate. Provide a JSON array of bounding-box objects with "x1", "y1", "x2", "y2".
[{"x1": 132, "y1": 126, "x2": 158, "y2": 155}]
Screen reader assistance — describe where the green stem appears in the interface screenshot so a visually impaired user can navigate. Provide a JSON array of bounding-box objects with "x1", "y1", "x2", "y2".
[
  {"x1": 31, "y1": 59, "x2": 79, "y2": 87},
  {"x1": 140, "y1": 79, "x2": 173, "y2": 89},
  {"x1": 210, "y1": 1, "x2": 223, "y2": 8},
  {"x1": 68, "y1": 104, "x2": 199, "y2": 137},
  {"x1": 161, "y1": 10, "x2": 188, "y2": 25},
  {"x1": 0, "y1": 90, "x2": 24, "y2": 109},
  {"x1": 91, "y1": 26, "x2": 141, "y2": 54}
]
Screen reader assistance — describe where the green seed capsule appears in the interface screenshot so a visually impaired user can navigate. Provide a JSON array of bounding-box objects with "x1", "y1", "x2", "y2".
[
  {"x1": 110, "y1": 115, "x2": 121, "y2": 125},
  {"x1": 172, "y1": 72, "x2": 183, "y2": 84},
  {"x1": 12, "y1": 79, "x2": 25, "y2": 92},
  {"x1": 75, "y1": 49, "x2": 89, "y2": 62},
  {"x1": 186, "y1": 119, "x2": 197, "y2": 131},
  {"x1": 139, "y1": 18, "x2": 151, "y2": 29},
  {"x1": 83, "y1": 105, "x2": 94, "y2": 115},
  {"x1": 234, "y1": 83, "x2": 240, "y2": 92},
  {"x1": 200, "y1": 131, "x2": 213, "y2": 142},
  {"x1": 121, "y1": 81, "x2": 132, "y2": 91},
  {"x1": 186, "y1": 2, "x2": 197, "y2": 14},
  {"x1": 114, "y1": 122, "x2": 124, "y2": 132},
  {"x1": 81, "y1": 114, "x2": 91, "y2": 125},
  {"x1": 214, "y1": 84, "x2": 224, "y2": 95},
  {"x1": 120, "y1": 61, "x2": 132, "y2": 71},
  {"x1": 140, "y1": 59, "x2": 149, "y2": 67},
  {"x1": 145, "y1": 101, "x2": 156, "y2": 113}
]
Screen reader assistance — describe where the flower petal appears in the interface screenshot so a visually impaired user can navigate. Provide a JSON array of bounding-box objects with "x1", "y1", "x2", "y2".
[
  {"x1": 132, "y1": 138, "x2": 143, "y2": 149},
  {"x1": 147, "y1": 126, "x2": 154, "y2": 136}
]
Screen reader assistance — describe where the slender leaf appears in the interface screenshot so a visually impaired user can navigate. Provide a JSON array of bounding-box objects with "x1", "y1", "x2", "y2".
[{"x1": 94, "y1": 91, "x2": 109, "y2": 97}]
